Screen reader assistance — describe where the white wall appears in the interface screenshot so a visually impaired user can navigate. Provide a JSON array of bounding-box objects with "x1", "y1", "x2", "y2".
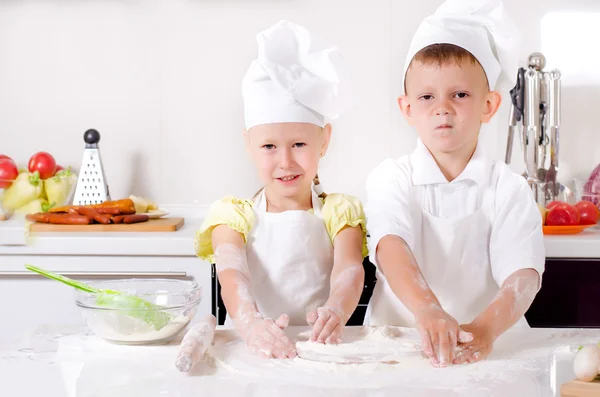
[{"x1": 1, "y1": 0, "x2": 599, "y2": 206}]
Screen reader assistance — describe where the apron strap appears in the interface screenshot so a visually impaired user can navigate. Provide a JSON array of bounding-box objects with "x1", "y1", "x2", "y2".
[{"x1": 253, "y1": 189, "x2": 267, "y2": 214}]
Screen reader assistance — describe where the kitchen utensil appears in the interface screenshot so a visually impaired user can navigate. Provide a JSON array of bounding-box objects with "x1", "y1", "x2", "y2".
[
  {"x1": 28, "y1": 217, "x2": 184, "y2": 232},
  {"x1": 24, "y1": 265, "x2": 172, "y2": 330},
  {"x1": 73, "y1": 129, "x2": 111, "y2": 205},
  {"x1": 505, "y1": 53, "x2": 564, "y2": 205},
  {"x1": 542, "y1": 225, "x2": 595, "y2": 235},
  {"x1": 175, "y1": 314, "x2": 217, "y2": 372},
  {"x1": 75, "y1": 278, "x2": 201, "y2": 345}
]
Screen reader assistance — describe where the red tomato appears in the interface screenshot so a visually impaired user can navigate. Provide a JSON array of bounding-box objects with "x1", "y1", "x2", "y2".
[
  {"x1": 546, "y1": 203, "x2": 580, "y2": 226},
  {"x1": 28, "y1": 152, "x2": 56, "y2": 179},
  {"x1": 575, "y1": 201, "x2": 599, "y2": 225},
  {"x1": 546, "y1": 201, "x2": 563, "y2": 210},
  {"x1": 54, "y1": 165, "x2": 64, "y2": 174},
  {"x1": 0, "y1": 154, "x2": 14, "y2": 164},
  {"x1": 0, "y1": 159, "x2": 19, "y2": 188}
]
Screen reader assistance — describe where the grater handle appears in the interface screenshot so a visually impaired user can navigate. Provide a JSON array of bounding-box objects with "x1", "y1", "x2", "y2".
[{"x1": 84, "y1": 129, "x2": 101, "y2": 148}]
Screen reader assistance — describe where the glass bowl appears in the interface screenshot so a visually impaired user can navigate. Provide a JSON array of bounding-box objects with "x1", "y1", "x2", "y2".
[
  {"x1": 572, "y1": 179, "x2": 600, "y2": 208},
  {"x1": 75, "y1": 279, "x2": 202, "y2": 345}
]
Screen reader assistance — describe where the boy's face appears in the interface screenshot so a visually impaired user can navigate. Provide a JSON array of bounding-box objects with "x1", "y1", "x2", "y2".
[{"x1": 398, "y1": 59, "x2": 501, "y2": 156}]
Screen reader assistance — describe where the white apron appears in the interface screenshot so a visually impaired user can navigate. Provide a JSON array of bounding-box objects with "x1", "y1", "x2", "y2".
[
  {"x1": 224, "y1": 188, "x2": 334, "y2": 327},
  {"x1": 366, "y1": 181, "x2": 529, "y2": 328}
]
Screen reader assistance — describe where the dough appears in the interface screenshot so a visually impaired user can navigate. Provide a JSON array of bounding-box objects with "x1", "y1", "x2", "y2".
[{"x1": 295, "y1": 326, "x2": 422, "y2": 363}]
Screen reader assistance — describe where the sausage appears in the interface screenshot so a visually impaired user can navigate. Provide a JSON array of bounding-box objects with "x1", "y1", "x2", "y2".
[
  {"x1": 26, "y1": 213, "x2": 48, "y2": 222},
  {"x1": 76, "y1": 207, "x2": 112, "y2": 224},
  {"x1": 112, "y1": 215, "x2": 125, "y2": 224},
  {"x1": 50, "y1": 199, "x2": 136, "y2": 214},
  {"x1": 96, "y1": 207, "x2": 122, "y2": 215},
  {"x1": 27, "y1": 213, "x2": 93, "y2": 225},
  {"x1": 122, "y1": 214, "x2": 149, "y2": 224}
]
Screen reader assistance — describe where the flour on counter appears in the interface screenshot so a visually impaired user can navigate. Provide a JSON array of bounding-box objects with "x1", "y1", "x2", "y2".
[{"x1": 207, "y1": 326, "x2": 600, "y2": 390}]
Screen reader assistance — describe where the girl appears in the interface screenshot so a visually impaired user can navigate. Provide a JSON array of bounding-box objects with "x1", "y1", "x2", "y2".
[{"x1": 195, "y1": 20, "x2": 368, "y2": 359}]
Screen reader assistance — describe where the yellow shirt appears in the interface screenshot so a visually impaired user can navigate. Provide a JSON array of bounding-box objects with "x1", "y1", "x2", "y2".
[{"x1": 195, "y1": 193, "x2": 368, "y2": 263}]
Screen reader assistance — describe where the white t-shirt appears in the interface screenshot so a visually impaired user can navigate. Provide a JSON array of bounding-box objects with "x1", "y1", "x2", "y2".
[{"x1": 365, "y1": 138, "x2": 545, "y2": 326}]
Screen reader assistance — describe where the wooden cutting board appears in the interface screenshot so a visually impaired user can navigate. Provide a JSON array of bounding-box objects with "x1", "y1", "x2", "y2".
[
  {"x1": 561, "y1": 379, "x2": 600, "y2": 397},
  {"x1": 29, "y1": 217, "x2": 185, "y2": 232}
]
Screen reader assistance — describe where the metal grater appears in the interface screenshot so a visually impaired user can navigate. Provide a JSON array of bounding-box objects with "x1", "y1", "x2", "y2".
[{"x1": 72, "y1": 129, "x2": 111, "y2": 205}]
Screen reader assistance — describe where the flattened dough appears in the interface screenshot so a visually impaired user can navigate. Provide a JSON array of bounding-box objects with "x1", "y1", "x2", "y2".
[{"x1": 295, "y1": 326, "x2": 422, "y2": 363}]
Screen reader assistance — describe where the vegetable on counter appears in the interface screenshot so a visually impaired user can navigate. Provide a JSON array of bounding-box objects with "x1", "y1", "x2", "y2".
[
  {"x1": 14, "y1": 198, "x2": 54, "y2": 215},
  {"x1": 28, "y1": 152, "x2": 56, "y2": 180},
  {"x1": 542, "y1": 200, "x2": 599, "y2": 227},
  {"x1": 0, "y1": 157, "x2": 18, "y2": 189},
  {"x1": 575, "y1": 201, "x2": 600, "y2": 225},
  {"x1": 545, "y1": 203, "x2": 580, "y2": 226},
  {"x1": 585, "y1": 164, "x2": 600, "y2": 207},
  {"x1": 574, "y1": 343, "x2": 600, "y2": 382},
  {"x1": 1, "y1": 171, "x2": 43, "y2": 212},
  {"x1": 44, "y1": 167, "x2": 77, "y2": 208}
]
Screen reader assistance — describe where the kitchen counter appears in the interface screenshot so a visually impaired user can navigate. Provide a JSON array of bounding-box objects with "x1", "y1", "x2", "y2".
[
  {"x1": 0, "y1": 205, "x2": 208, "y2": 256},
  {"x1": 1, "y1": 324, "x2": 599, "y2": 397},
  {"x1": 2, "y1": 208, "x2": 600, "y2": 258},
  {"x1": 544, "y1": 228, "x2": 600, "y2": 258}
]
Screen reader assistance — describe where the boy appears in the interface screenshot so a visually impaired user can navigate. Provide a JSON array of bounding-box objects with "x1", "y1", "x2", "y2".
[{"x1": 365, "y1": 0, "x2": 545, "y2": 368}]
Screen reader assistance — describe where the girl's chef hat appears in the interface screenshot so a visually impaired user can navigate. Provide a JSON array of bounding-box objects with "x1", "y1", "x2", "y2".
[
  {"x1": 242, "y1": 20, "x2": 358, "y2": 130},
  {"x1": 402, "y1": 0, "x2": 520, "y2": 92}
]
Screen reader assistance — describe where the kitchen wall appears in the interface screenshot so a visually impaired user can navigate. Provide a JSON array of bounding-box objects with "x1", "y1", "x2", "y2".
[{"x1": 1, "y1": 0, "x2": 599, "y2": 206}]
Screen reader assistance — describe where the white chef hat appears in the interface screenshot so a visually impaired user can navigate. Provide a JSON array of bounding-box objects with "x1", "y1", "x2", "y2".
[
  {"x1": 242, "y1": 20, "x2": 358, "y2": 131},
  {"x1": 402, "y1": 0, "x2": 520, "y2": 92}
]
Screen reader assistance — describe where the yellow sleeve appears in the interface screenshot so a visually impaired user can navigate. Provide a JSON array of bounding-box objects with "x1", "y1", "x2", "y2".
[
  {"x1": 194, "y1": 196, "x2": 255, "y2": 263},
  {"x1": 322, "y1": 193, "x2": 369, "y2": 258}
]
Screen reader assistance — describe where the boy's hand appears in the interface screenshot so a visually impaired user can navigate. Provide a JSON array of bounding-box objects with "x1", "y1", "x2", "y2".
[
  {"x1": 452, "y1": 322, "x2": 495, "y2": 365},
  {"x1": 414, "y1": 304, "x2": 473, "y2": 368}
]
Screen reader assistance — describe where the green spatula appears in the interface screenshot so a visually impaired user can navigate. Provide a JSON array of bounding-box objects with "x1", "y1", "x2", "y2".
[{"x1": 25, "y1": 264, "x2": 171, "y2": 330}]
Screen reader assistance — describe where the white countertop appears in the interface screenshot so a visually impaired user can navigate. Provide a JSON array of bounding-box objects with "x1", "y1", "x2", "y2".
[
  {"x1": 1, "y1": 324, "x2": 599, "y2": 397},
  {"x1": 1, "y1": 206, "x2": 600, "y2": 258}
]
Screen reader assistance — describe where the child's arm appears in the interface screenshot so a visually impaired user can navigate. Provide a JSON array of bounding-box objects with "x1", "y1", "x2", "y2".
[
  {"x1": 453, "y1": 269, "x2": 539, "y2": 364},
  {"x1": 376, "y1": 235, "x2": 472, "y2": 367},
  {"x1": 453, "y1": 172, "x2": 545, "y2": 365},
  {"x1": 307, "y1": 225, "x2": 365, "y2": 344},
  {"x1": 212, "y1": 224, "x2": 297, "y2": 359}
]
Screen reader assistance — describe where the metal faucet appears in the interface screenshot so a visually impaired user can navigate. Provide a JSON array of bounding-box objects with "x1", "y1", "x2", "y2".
[{"x1": 505, "y1": 52, "x2": 563, "y2": 205}]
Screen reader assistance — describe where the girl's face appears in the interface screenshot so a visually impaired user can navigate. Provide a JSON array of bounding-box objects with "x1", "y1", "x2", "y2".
[{"x1": 246, "y1": 122, "x2": 331, "y2": 202}]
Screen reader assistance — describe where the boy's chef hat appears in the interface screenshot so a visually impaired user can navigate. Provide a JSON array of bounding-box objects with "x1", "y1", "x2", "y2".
[
  {"x1": 403, "y1": 0, "x2": 520, "y2": 92},
  {"x1": 242, "y1": 20, "x2": 358, "y2": 130}
]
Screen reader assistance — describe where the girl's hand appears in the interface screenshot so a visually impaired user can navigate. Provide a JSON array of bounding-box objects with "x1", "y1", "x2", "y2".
[
  {"x1": 238, "y1": 313, "x2": 297, "y2": 359},
  {"x1": 306, "y1": 306, "x2": 345, "y2": 344}
]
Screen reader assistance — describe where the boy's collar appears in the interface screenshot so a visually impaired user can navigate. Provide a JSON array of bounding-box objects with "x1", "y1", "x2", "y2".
[{"x1": 411, "y1": 138, "x2": 489, "y2": 186}]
